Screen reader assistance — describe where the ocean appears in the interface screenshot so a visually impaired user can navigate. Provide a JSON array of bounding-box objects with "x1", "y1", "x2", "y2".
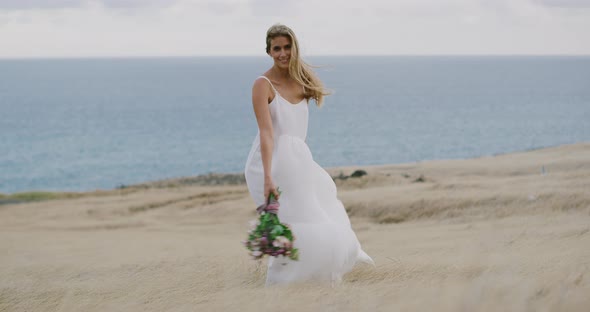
[{"x1": 1, "y1": 56, "x2": 589, "y2": 193}]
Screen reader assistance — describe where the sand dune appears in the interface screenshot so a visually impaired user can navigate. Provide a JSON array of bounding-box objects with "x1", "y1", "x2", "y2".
[{"x1": 1, "y1": 143, "x2": 589, "y2": 311}]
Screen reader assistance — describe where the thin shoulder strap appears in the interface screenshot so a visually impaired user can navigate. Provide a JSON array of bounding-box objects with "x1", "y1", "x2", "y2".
[{"x1": 257, "y1": 76, "x2": 277, "y2": 95}]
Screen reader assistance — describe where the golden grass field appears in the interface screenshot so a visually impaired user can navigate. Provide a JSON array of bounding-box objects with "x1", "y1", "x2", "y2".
[{"x1": 1, "y1": 143, "x2": 589, "y2": 311}]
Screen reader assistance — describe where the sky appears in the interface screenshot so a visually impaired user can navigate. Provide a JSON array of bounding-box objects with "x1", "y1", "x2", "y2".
[{"x1": 0, "y1": 0, "x2": 589, "y2": 58}]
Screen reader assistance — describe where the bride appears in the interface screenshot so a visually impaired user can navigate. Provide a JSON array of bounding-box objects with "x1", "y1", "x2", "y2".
[{"x1": 244, "y1": 24, "x2": 374, "y2": 286}]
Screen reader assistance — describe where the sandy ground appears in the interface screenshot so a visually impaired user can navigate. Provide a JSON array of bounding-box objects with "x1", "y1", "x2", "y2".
[{"x1": 1, "y1": 143, "x2": 589, "y2": 311}]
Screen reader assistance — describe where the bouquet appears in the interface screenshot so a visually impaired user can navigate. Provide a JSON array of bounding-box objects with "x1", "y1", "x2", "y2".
[{"x1": 243, "y1": 188, "x2": 299, "y2": 261}]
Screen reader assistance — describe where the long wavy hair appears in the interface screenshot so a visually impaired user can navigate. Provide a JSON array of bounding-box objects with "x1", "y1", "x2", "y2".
[{"x1": 265, "y1": 24, "x2": 330, "y2": 107}]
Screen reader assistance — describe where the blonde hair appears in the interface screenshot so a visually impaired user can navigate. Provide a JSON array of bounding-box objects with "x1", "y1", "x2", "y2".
[{"x1": 265, "y1": 24, "x2": 330, "y2": 107}]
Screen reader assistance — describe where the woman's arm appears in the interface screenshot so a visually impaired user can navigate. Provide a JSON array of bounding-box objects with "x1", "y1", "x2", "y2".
[{"x1": 252, "y1": 79, "x2": 280, "y2": 201}]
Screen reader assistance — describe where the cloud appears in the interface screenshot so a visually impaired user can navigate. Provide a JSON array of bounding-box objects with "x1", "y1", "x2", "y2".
[
  {"x1": 248, "y1": 0, "x2": 299, "y2": 16},
  {"x1": 0, "y1": 0, "x2": 179, "y2": 10},
  {"x1": 0, "y1": 0, "x2": 589, "y2": 57},
  {"x1": 0, "y1": 0, "x2": 85, "y2": 10},
  {"x1": 99, "y1": 0, "x2": 179, "y2": 9},
  {"x1": 532, "y1": 0, "x2": 590, "y2": 8}
]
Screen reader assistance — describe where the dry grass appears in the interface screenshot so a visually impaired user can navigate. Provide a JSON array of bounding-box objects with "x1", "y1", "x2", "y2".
[
  {"x1": 0, "y1": 143, "x2": 589, "y2": 311},
  {"x1": 334, "y1": 143, "x2": 590, "y2": 223}
]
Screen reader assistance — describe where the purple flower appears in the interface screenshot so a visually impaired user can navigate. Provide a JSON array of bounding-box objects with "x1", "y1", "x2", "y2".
[
  {"x1": 266, "y1": 201, "x2": 279, "y2": 214},
  {"x1": 256, "y1": 197, "x2": 280, "y2": 215}
]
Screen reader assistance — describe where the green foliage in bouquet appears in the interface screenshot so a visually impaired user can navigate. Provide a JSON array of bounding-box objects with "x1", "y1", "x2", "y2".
[{"x1": 243, "y1": 189, "x2": 299, "y2": 261}]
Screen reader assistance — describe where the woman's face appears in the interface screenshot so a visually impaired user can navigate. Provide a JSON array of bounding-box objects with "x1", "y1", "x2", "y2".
[{"x1": 269, "y1": 36, "x2": 291, "y2": 69}]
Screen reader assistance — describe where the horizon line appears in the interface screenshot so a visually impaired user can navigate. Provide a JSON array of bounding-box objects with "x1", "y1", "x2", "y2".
[{"x1": 1, "y1": 53, "x2": 590, "y2": 60}]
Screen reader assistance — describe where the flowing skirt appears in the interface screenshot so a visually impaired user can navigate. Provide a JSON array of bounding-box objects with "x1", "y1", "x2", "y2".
[{"x1": 245, "y1": 134, "x2": 374, "y2": 286}]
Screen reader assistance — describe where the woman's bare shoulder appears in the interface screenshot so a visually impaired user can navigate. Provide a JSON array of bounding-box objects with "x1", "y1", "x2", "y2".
[{"x1": 252, "y1": 75, "x2": 274, "y2": 104}]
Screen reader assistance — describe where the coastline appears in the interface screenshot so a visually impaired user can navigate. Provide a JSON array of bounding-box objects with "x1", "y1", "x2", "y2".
[{"x1": 2, "y1": 141, "x2": 588, "y2": 204}]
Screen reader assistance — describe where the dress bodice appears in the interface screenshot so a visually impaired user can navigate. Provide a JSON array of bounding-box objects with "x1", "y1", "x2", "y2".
[{"x1": 258, "y1": 76, "x2": 309, "y2": 142}]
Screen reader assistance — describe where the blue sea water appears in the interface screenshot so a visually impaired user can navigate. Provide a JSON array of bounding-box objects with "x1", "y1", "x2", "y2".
[{"x1": 1, "y1": 56, "x2": 589, "y2": 193}]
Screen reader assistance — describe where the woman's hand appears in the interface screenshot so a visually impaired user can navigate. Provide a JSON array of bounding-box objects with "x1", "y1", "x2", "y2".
[{"x1": 264, "y1": 179, "x2": 280, "y2": 202}]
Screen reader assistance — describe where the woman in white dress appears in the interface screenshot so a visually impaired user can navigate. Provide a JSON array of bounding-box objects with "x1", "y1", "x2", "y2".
[{"x1": 245, "y1": 24, "x2": 374, "y2": 286}]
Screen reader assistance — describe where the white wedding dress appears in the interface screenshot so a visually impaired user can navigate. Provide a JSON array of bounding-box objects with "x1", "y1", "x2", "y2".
[{"x1": 244, "y1": 76, "x2": 374, "y2": 286}]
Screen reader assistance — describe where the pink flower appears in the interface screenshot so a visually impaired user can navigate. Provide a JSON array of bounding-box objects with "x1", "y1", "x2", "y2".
[
  {"x1": 256, "y1": 198, "x2": 280, "y2": 215},
  {"x1": 266, "y1": 201, "x2": 279, "y2": 214}
]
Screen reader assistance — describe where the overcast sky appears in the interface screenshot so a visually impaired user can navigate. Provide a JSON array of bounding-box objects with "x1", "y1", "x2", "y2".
[{"x1": 0, "y1": 0, "x2": 589, "y2": 58}]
